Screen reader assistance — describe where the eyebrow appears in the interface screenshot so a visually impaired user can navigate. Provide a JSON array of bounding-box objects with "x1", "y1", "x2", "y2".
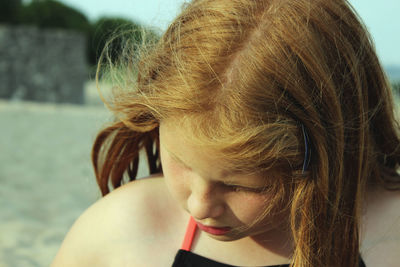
[
  {"x1": 170, "y1": 151, "x2": 192, "y2": 168},
  {"x1": 162, "y1": 144, "x2": 192, "y2": 168},
  {"x1": 164, "y1": 145, "x2": 268, "y2": 187},
  {"x1": 222, "y1": 176, "x2": 268, "y2": 188}
]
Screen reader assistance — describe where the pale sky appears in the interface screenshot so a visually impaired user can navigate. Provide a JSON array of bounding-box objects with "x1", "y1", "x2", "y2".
[{"x1": 57, "y1": 0, "x2": 400, "y2": 66}]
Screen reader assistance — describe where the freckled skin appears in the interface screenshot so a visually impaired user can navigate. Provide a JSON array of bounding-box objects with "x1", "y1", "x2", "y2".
[{"x1": 159, "y1": 121, "x2": 287, "y2": 242}]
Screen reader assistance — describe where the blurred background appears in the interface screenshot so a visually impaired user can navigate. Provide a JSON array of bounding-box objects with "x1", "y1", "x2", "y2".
[{"x1": 0, "y1": 0, "x2": 399, "y2": 266}]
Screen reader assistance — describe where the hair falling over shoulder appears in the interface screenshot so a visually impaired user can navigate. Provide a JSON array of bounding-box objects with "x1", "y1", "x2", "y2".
[{"x1": 91, "y1": 0, "x2": 400, "y2": 266}]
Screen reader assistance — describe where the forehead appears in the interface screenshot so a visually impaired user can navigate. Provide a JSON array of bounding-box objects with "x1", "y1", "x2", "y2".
[
  {"x1": 159, "y1": 120, "x2": 271, "y2": 184},
  {"x1": 159, "y1": 119, "x2": 223, "y2": 168},
  {"x1": 159, "y1": 117, "x2": 278, "y2": 173}
]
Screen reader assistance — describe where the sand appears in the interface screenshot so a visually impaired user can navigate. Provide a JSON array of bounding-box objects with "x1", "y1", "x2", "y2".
[
  {"x1": 2, "y1": 82, "x2": 398, "y2": 267},
  {"x1": 0, "y1": 83, "x2": 148, "y2": 267}
]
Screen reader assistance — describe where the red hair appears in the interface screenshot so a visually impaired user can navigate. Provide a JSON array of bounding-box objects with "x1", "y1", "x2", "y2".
[{"x1": 93, "y1": 0, "x2": 400, "y2": 266}]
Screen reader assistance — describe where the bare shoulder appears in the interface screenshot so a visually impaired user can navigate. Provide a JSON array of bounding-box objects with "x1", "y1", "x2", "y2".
[
  {"x1": 51, "y1": 175, "x2": 188, "y2": 267},
  {"x1": 361, "y1": 185, "x2": 400, "y2": 267}
]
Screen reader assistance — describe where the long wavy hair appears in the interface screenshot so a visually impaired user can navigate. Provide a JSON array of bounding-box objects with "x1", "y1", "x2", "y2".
[{"x1": 92, "y1": 0, "x2": 400, "y2": 266}]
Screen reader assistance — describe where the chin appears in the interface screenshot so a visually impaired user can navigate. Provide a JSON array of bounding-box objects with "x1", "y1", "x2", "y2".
[{"x1": 205, "y1": 230, "x2": 249, "y2": 242}]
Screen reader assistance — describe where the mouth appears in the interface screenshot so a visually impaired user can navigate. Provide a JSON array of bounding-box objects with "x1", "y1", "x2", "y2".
[{"x1": 196, "y1": 222, "x2": 231, "y2": 235}]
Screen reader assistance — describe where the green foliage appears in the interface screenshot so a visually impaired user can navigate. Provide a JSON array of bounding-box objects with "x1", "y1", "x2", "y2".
[
  {"x1": 0, "y1": 0, "x2": 22, "y2": 24},
  {"x1": 19, "y1": 0, "x2": 90, "y2": 33},
  {"x1": 392, "y1": 82, "x2": 400, "y2": 96},
  {"x1": 1, "y1": 0, "x2": 160, "y2": 68},
  {"x1": 88, "y1": 17, "x2": 159, "y2": 66},
  {"x1": 88, "y1": 17, "x2": 139, "y2": 66}
]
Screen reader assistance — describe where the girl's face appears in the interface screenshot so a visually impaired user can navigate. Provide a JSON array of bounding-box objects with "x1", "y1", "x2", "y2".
[{"x1": 159, "y1": 121, "x2": 287, "y2": 242}]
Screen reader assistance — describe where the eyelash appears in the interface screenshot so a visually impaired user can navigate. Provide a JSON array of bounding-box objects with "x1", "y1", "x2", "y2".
[
  {"x1": 225, "y1": 184, "x2": 265, "y2": 194},
  {"x1": 170, "y1": 156, "x2": 265, "y2": 194}
]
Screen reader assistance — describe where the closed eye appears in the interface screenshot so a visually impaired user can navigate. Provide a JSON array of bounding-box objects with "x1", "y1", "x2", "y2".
[{"x1": 224, "y1": 184, "x2": 266, "y2": 194}]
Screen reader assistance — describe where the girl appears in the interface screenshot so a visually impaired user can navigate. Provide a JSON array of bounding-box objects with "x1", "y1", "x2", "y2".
[{"x1": 52, "y1": 0, "x2": 400, "y2": 266}]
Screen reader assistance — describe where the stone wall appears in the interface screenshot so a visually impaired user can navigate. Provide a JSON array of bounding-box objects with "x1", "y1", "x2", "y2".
[{"x1": 0, "y1": 25, "x2": 87, "y2": 104}]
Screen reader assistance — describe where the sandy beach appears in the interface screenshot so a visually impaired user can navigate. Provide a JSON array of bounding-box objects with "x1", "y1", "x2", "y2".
[
  {"x1": 1, "y1": 81, "x2": 399, "y2": 267},
  {"x1": 0, "y1": 83, "x2": 148, "y2": 267}
]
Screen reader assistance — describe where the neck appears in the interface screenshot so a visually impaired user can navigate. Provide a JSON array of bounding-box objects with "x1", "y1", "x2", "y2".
[{"x1": 248, "y1": 223, "x2": 294, "y2": 260}]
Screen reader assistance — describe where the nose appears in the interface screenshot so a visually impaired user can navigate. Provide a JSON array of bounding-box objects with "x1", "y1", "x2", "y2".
[{"x1": 187, "y1": 179, "x2": 225, "y2": 220}]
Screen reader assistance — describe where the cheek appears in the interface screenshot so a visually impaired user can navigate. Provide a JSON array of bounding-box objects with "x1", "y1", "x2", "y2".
[{"x1": 227, "y1": 194, "x2": 270, "y2": 224}]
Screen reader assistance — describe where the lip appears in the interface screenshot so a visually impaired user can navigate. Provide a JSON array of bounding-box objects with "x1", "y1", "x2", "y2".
[{"x1": 196, "y1": 222, "x2": 231, "y2": 235}]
